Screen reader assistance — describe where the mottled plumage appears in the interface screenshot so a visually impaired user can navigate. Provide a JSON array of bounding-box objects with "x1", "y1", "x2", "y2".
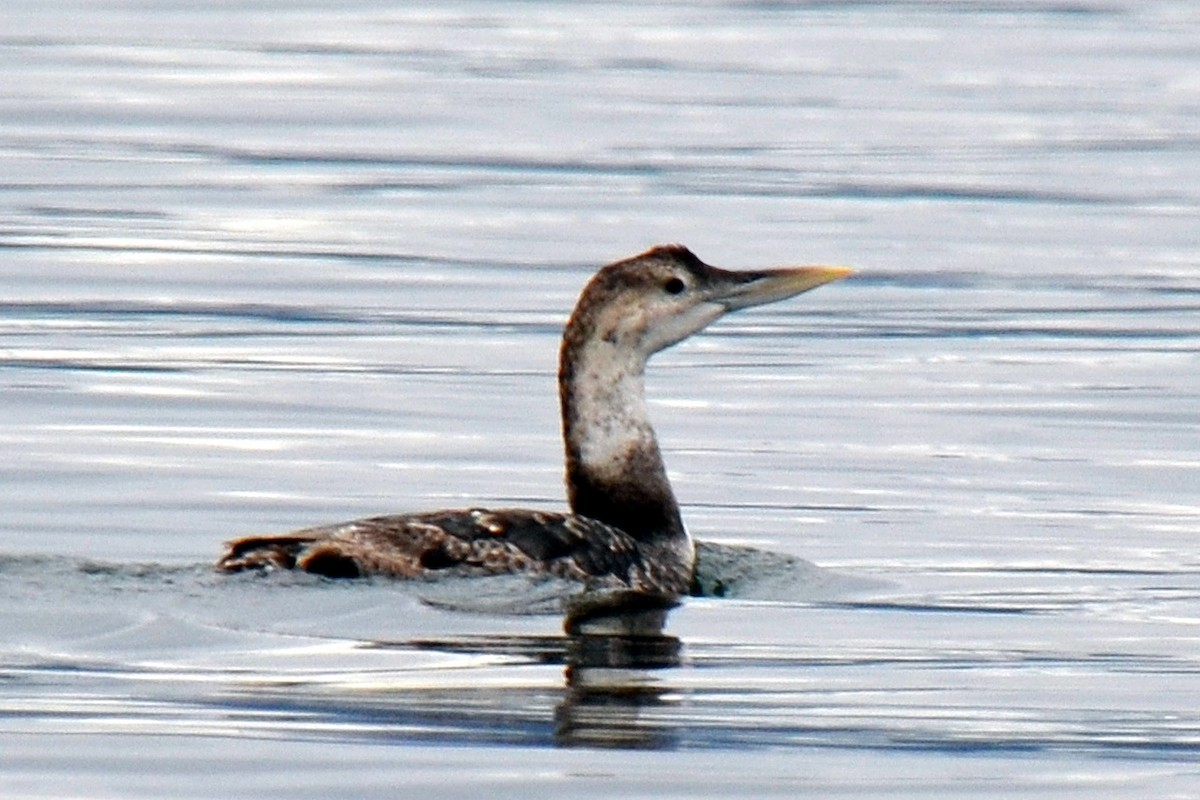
[
  {"x1": 218, "y1": 507, "x2": 692, "y2": 594},
  {"x1": 217, "y1": 245, "x2": 850, "y2": 601}
]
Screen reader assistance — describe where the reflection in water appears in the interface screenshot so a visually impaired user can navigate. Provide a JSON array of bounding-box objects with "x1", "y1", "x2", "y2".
[
  {"x1": 408, "y1": 603, "x2": 684, "y2": 749},
  {"x1": 209, "y1": 626, "x2": 686, "y2": 750},
  {"x1": 7, "y1": 557, "x2": 1199, "y2": 762},
  {"x1": 556, "y1": 629, "x2": 682, "y2": 749}
]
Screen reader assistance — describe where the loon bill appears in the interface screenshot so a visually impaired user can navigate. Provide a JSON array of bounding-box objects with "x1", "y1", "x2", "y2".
[{"x1": 217, "y1": 244, "x2": 851, "y2": 600}]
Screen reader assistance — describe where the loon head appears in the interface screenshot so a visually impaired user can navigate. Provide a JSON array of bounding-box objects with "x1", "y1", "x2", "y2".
[{"x1": 563, "y1": 244, "x2": 852, "y2": 365}]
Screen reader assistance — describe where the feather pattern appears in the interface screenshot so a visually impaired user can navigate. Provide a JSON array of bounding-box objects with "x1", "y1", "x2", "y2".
[{"x1": 217, "y1": 508, "x2": 693, "y2": 594}]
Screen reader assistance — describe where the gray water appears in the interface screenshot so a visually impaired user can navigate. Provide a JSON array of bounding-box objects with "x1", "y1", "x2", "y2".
[{"x1": 2, "y1": 1, "x2": 1199, "y2": 797}]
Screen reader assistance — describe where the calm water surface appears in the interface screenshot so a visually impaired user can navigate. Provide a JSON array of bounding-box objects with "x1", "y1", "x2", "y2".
[{"x1": 2, "y1": 1, "x2": 1199, "y2": 797}]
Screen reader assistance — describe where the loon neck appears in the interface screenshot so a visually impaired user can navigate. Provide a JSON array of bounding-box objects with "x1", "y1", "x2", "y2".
[
  {"x1": 558, "y1": 329, "x2": 686, "y2": 548},
  {"x1": 552, "y1": 244, "x2": 851, "y2": 553}
]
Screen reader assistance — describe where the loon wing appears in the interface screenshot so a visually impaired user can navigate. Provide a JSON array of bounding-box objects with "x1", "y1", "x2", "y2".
[{"x1": 216, "y1": 507, "x2": 651, "y2": 587}]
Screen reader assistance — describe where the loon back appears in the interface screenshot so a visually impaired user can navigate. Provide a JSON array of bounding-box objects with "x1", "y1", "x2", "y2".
[
  {"x1": 217, "y1": 245, "x2": 851, "y2": 600},
  {"x1": 217, "y1": 508, "x2": 693, "y2": 595}
]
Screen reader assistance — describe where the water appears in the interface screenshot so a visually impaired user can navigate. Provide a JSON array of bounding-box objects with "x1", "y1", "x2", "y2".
[{"x1": 2, "y1": 0, "x2": 1199, "y2": 796}]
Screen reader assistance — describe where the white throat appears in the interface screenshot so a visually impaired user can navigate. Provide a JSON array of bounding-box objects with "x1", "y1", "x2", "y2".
[{"x1": 569, "y1": 340, "x2": 657, "y2": 480}]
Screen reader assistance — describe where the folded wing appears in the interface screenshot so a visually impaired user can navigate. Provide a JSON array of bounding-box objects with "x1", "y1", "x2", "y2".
[{"x1": 216, "y1": 507, "x2": 671, "y2": 590}]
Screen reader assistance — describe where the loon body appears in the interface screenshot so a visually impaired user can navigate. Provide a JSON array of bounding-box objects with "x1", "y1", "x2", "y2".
[{"x1": 217, "y1": 245, "x2": 850, "y2": 601}]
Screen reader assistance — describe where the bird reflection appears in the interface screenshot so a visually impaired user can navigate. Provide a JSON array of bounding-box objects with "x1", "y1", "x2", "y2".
[
  {"x1": 555, "y1": 626, "x2": 682, "y2": 749},
  {"x1": 403, "y1": 603, "x2": 683, "y2": 749}
]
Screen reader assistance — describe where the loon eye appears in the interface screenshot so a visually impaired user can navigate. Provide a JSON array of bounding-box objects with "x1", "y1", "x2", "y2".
[{"x1": 663, "y1": 276, "x2": 686, "y2": 295}]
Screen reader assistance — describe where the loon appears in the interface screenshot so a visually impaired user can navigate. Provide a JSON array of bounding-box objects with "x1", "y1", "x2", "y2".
[{"x1": 217, "y1": 245, "x2": 850, "y2": 605}]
